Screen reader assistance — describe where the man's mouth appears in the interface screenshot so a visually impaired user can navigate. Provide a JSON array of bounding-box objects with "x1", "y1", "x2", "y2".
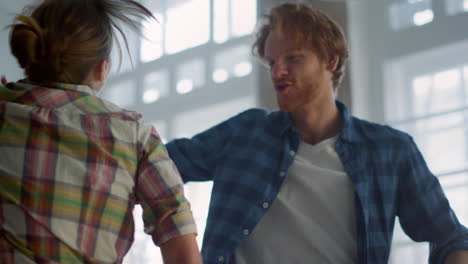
[{"x1": 275, "y1": 82, "x2": 292, "y2": 93}]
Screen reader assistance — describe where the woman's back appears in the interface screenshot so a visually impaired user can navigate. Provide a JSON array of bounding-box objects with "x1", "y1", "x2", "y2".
[{"x1": 0, "y1": 80, "x2": 195, "y2": 263}]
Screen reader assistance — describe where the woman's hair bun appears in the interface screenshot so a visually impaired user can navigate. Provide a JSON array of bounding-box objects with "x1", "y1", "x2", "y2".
[{"x1": 9, "y1": 15, "x2": 45, "y2": 70}]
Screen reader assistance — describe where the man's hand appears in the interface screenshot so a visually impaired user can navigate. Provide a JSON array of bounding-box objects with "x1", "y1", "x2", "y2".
[
  {"x1": 160, "y1": 233, "x2": 202, "y2": 264},
  {"x1": 1, "y1": 76, "x2": 7, "y2": 85},
  {"x1": 446, "y1": 249, "x2": 468, "y2": 264}
]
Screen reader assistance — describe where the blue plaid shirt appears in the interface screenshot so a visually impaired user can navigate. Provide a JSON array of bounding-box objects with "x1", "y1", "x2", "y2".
[{"x1": 166, "y1": 101, "x2": 468, "y2": 264}]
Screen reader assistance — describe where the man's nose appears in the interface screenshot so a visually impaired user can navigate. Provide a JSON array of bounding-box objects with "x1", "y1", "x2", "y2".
[{"x1": 271, "y1": 62, "x2": 288, "y2": 80}]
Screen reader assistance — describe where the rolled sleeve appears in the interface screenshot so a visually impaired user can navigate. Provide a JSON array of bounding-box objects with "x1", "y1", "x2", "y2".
[
  {"x1": 136, "y1": 125, "x2": 197, "y2": 246},
  {"x1": 430, "y1": 232, "x2": 468, "y2": 264}
]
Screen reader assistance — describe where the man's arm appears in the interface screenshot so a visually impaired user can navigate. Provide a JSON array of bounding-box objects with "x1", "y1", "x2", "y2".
[
  {"x1": 160, "y1": 233, "x2": 202, "y2": 264},
  {"x1": 166, "y1": 111, "x2": 244, "y2": 183},
  {"x1": 396, "y1": 136, "x2": 468, "y2": 263}
]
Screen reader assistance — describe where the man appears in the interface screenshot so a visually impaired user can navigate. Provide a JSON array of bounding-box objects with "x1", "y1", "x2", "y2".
[{"x1": 166, "y1": 2, "x2": 468, "y2": 264}]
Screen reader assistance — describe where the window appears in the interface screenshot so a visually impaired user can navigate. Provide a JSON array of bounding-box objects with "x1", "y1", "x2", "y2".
[
  {"x1": 109, "y1": 25, "x2": 140, "y2": 76},
  {"x1": 140, "y1": 0, "x2": 210, "y2": 58},
  {"x1": 172, "y1": 96, "x2": 256, "y2": 138},
  {"x1": 101, "y1": 80, "x2": 136, "y2": 108},
  {"x1": 143, "y1": 70, "x2": 169, "y2": 103},
  {"x1": 140, "y1": 1, "x2": 163, "y2": 62},
  {"x1": 175, "y1": 59, "x2": 205, "y2": 94},
  {"x1": 446, "y1": 0, "x2": 468, "y2": 15},
  {"x1": 213, "y1": 44, "x2": 253, "y2": 83},
  {"x1": 139, "y1": 0, "x2": 257, "y2": 58},
  {"x1": 213, "y1": 0, "x2": 257, "y2": 43},
  {"x1": 388, "y1": 0, "x2": 433, "y2": 31},
  {"x1": 164, "y1": 0, "x2": 210, "y2": 55}
]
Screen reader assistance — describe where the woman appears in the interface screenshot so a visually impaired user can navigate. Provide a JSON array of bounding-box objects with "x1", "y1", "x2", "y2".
[{"x1": 0, "y1": 0, "x2": 201, "y2": 263}]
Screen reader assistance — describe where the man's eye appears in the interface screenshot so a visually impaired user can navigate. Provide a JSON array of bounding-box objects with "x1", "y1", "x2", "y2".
[{"x1": 287, "y1": 55, "x2": 300, "y2": 62}]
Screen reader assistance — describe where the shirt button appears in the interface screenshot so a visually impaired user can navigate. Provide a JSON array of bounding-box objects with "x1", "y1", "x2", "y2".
[
  {"x1": 243, "y1": 229, "x2": 249, "y2": 235},
  {"x1": 262, "y1": 202, "x2": 269, "y2": 209},
  {"x1": 218, "y1": 256, "x2": 224, "y2": 262},
  {"x1": 290, "y1": 150, "x2": 295, "y2": 156},
  {"x1": 279, "y1": 171, "x2": 285, "y2": 177}
]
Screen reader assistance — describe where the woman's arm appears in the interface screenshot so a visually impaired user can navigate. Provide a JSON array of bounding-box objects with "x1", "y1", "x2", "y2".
[{"x1": 160, "y1": 233, "x2": 202, "y2": 264}]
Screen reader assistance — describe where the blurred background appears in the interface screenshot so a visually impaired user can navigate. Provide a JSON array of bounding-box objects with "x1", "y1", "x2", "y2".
[{"x1": 1, "y1": 0, "x2": 467, "y2": 263}]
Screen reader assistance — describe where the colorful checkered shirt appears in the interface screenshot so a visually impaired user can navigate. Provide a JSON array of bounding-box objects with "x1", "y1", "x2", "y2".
[
  {"x1": 0, "y1": 81, "x2": 197, "y2": 263},
  {"x1": 167, "y1": 101, "x2": 468, "y2": 264}
]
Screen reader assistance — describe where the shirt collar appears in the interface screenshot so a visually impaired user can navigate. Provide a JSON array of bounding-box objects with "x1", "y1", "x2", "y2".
[
  {"x1": 336, "y1": 101, "x2": 357, "y2": 144},
  {"x1": 10, "y1": 80, "x2": 97, "y2": 96},
  {"x1": 267, "y1": 101, "x2": 358, "y2": 143},
  {"x1": 48, "y1": 82, "x2": 97, "y2": 96}
]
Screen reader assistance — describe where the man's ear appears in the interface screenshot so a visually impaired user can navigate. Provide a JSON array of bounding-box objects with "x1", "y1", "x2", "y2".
[{"x1": 327, "y1": 55, "x2": 340, "y2": 72}]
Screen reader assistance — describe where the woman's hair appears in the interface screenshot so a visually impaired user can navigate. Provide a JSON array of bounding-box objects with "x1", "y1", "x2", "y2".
[
  {"x1": 253, "y1": 3, "x2": 349, "y2": 90},
  {"x1": 9, "y1": 0, "x2": 154, "y2": 84}
]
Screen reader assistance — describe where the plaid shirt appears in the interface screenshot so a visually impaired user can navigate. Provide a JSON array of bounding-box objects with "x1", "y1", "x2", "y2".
[
  {"x1": 0, "y1": 81, "x2": 197, "y2": 263},
  {"x1": 167, "y1": 101, "x2": 468, "y2": 264}
]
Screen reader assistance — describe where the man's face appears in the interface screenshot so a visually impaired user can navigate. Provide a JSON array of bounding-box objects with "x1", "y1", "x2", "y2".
[{"x1": 264, "y1": 30, "x2": 334, "y2": 113}]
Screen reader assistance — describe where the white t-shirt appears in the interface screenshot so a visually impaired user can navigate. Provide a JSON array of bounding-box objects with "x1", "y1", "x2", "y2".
[{"x1": 235, "y1": 136, "x2": 357, "y2": 264}]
